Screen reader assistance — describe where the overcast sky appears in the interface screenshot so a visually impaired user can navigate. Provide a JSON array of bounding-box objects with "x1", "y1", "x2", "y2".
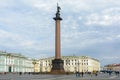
[{"x1": 0, "y1": 0, "x2": 120, "y2": 66}]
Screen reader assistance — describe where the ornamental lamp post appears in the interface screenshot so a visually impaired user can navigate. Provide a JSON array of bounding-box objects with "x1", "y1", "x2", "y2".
[
  {"x1": 40, "y1": 62, "x2": 42, "y2": 73},
  {"x1": 78, "y1": 61, "x2": 80, "y2": 72},
  {"x1": 32, "y1": 60, "x2": 37, "y2": 73},
  {"x1": 66, "y1": 58, "x2": 69, "y2": 74}
]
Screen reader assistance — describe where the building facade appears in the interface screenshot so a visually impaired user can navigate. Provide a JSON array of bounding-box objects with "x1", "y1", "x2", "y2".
[
  {"x1": 0, "y1": 51, "x2": 34, "y2": 73},
  {"x1": 0, "y1": 51, "x2": 100, "y2": 73},
  {"x1": 38, "y1": 56, "x2": 100, "y2": 73},
  {"x1": 104, "y1": 64, "x2": 120, "y2": 71}
]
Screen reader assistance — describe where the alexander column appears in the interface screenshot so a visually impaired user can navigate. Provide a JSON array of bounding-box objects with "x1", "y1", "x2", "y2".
[{"x1": 51, "y1": 4, "x2": 65, "y2": 74}]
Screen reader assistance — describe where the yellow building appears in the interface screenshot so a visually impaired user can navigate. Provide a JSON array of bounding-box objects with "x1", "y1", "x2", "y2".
[
  {"x1": 32, "y1": 59, "x2": 40, "y2": 72},
  {"x1": 38, "y1": 56, "x2": 100, "y2": 73}
]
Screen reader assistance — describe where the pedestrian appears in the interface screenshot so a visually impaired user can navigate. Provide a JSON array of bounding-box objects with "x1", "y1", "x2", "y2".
[
  {"x1": 75, "y1": 71, "x2": 78, "y2": 77},
  {"x1": 28, "y1": 72, "x2": 30, "y2": 75},
  {"x1": 115, "y1": 71, "x2": 117, "y2": 76},
  {"x1": 19, "y1": 72, "x2": 22, "y2": 75},
  {"x1": 117, "y1": 71, "x2": 119, "y2": 76},
  {"x1": 109, "y1": 71, "x2": 111, "y2": 76},
  {"x1": 78, "y1": 72, "x2": 80, "y2": 77},
  {"x1": 95, "y1": 72, "x2": 98, "y2": 77},
  {"x1": 81, "y1": 72, "x2": 84, "y2": 77},
  {"x1": 91, "y1": 73, "x2": 92, "y2": 77}
]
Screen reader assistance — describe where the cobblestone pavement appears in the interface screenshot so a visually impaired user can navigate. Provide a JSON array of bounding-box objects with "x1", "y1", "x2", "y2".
[{"x1": 0, "y1": 73, "x2": 120, "y2": 80}]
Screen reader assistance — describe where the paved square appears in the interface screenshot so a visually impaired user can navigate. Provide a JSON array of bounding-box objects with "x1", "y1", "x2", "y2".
[{"x1": 0, "y1": 73, "x2": 120, "y2": 80}]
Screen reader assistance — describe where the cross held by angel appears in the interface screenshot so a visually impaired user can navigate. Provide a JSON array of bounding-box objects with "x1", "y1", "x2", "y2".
[{"x1": 57, "y1": 3, "x2": 61, "y2": 13}]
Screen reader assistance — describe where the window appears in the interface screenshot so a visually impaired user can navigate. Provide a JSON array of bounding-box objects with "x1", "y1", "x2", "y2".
[{"x1": 87, "y1": 63, "x2": 88, "y2": 65}]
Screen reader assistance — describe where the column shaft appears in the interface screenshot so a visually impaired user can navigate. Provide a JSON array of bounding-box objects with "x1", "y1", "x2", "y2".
[{"x1": 55, "y1": 20, "x2": 61, "y2": 59}]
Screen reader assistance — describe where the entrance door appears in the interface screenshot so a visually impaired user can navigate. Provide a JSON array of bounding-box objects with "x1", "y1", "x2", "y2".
[{"x1": 8, "y1": 66, "x2": 12, "y2": 72}]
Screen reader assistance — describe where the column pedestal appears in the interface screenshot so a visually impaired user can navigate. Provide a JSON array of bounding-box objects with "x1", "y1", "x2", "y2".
[{"x1": 51, "y1": 59, "x2": 65, "y2": 74}]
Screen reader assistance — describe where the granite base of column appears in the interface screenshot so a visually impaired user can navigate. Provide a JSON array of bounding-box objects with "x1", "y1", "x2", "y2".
[{"x1": 51, "y1": 59, "x2": 65, "y2": 74}]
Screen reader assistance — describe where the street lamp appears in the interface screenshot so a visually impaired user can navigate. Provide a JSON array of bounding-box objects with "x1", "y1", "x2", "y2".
[
  {"x1": 49, "y1": 63, "x2": 52, "y2": 72},
  {"x1": 74, "y1": 67, "x2": 77, "y2": 73},
  {"x1": 32, "y1": 60, "x2": 36, "y2": 73},
  {"x1": 77, "y1": 61, "x2": 80, "y2": 72},
  {"x1": 40, "y1": 62, "x2": 42, "y2": 73},
  {"x1": 66, "y1": 58, "x2": 69, "y2": 74},
  {"x1": 6, "y1": 54, "x2": 12, "y2": 72},
  {"x1": 45, "y1": 67, "x2": 47, "y2": 73}
]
